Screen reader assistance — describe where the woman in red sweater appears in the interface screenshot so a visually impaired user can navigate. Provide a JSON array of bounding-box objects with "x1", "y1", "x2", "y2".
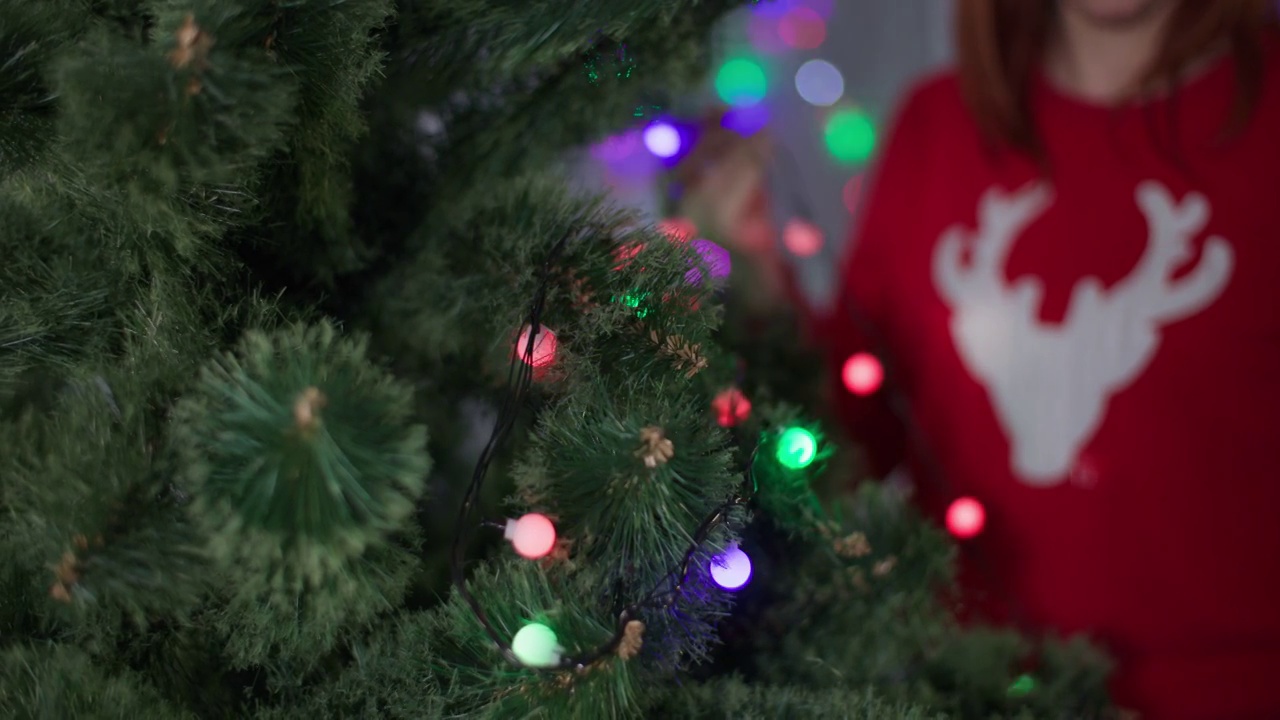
[{"x1": 695, "y1": 1, "x2": 1280, "y2": 717}]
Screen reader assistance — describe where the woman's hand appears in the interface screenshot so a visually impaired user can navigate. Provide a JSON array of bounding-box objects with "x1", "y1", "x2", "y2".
[{"x1": 669, "y1": 110, "x2": 791, "y2": 312}]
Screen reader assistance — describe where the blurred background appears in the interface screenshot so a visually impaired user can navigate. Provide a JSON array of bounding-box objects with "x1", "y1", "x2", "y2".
[{"x1": 572, "y1": 0, "x2": 952, "y2": 311}]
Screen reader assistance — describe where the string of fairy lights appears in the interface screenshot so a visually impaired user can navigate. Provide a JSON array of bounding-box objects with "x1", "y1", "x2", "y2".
[
  {"x1": 737, "y1": 87, "x2": 1044, "y2": 696},
  {"x1": 447, "y1": 1, "x2": 1034, "y2": 694},
  {"x1": 447, "y1": 229, "x2": 823, "y2": 670},
  {"x1": 594, "y1": 0, "x2": 996, "y2": 549}
]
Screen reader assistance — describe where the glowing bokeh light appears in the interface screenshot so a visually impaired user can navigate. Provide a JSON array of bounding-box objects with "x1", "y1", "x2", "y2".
[
  {"x1": 612, "y1": 242, "x2": 644, "y2": 272},
  {"x1": 603, "y1": 164, "x2": 661, "y2": 191},
  {"x1": 842, "y1": 352, "x2": 884, "y2": 396},
  {"x1": 1008, "y1": 674, "x2": 1037, "y2": 698},
  {"x1": 643, "y1": 122, "x2": 682, "y2": 158},
  {"x1": 794, "y1": 59, "x2": 844, "y2": 107},
  {"x1": 617, "y1": 291, "x2": 650, "y2": 318},
  {"x1": 824, "y1": 108, "x2": 877, "y2": 164},
  {"x1": 709, "y1": 545, "x2": 753, "y2": 591},
  {"x1": 657, "y1": 217, "x2": 696, "y2": 243},
  {"x1": 594, "y1": 128, "x2": 661, "y2": 183},
  {"x1": 715, "y1": 58, "x2": 768, "y2": 107},
  {"x1": 778, "y1": 8, "x2": 826, "y2": 49},
  {"x1": 721, "y1": 103, "x2": 771, "y2": 137},
  {"x1": 686, "y1": 239, "x2": 731, "y2": 285},
  {"x1": 783, "y1": 218, "x2": 824, "y2": 257},
  {"x1": 712, "y1": 388, "x2": 752, "y2": 428},
  {"x1": 512, "y1": 623, "x2": 562, "y2": 668},
  {"x1": 750, "y1": 0, "x2": 795, "y2": 17},
  {"x1": 776, "y1": 427, "x2": 818, "y2": 470},
  {"x1": 946, "y1": 497, "x2": 986, "y2": 539},
  {"x1": 589, "y1": 130, "x2": 640, "y2": 163},
  {"x1": 505, "y1": 513, "x2": 557, "y2": 559},
  {"x1": 842, "y1": 174, "x2": 865, "y2": 214},
  {"x1": 515, "y1": 325, "x2": 557, "y2": 368}
]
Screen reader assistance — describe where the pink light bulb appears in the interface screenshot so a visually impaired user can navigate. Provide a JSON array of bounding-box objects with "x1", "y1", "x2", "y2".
[
  {"x1": 842, "y1": 352, "x2": 884, "y2": 396},
  {"x1": 783, "y1": 219, "x2": 824, "y2": 257},
  {"x1": 778, "y1": 8, "x2": 826, "y2": 50},
  {"x1": 515, "y1": 325, "x2": 557, "y2": 368},
  {"x1": 946, "y1": 497, "x2": 986, "y2": 540},
  {"x1": 506, "y1": 513, "x2": 557, "y2": 559}
]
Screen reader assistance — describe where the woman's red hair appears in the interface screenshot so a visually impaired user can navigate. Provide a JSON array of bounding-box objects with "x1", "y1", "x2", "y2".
[{"x1": 956, "y1": 0, "x2": 1277, "y2": 156}]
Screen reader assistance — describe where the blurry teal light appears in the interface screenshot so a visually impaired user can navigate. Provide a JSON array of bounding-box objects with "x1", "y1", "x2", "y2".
[
  {"x1": 1008, "y1": 674, "x2": 1036, "y2": 697},
  {"x1": 715, "y1": 58, "x2": 768, "y2": 107},
  {"x1": 824, "y1": 109, "x2": 877, "y2": 164}
]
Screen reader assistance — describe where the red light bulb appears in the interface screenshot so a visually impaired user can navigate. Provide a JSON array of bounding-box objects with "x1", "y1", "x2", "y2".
[
  {"x1": 657, "y1": 217, "x2": 696, "y2": 243},
  {"x1": 946, "y1": 497, "x2": 986, "y2": 539},
  {"x1": 613, "y1": 242, "x2": 644, "y2": 271},
  {"x1": 842, "y1": 352, "x2": 883, "y2": 396},
  {"x1": 712, "y1": 388, "x2": 752, "y2": 428}
]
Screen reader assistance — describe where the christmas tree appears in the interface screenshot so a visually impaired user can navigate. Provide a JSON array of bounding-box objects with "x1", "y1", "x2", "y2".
[{"x1": 1, "y1": 1, "x2": 1114, "y2": 717}]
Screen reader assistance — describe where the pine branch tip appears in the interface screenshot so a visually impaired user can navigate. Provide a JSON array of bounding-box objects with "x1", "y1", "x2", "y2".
[
  {"x1": 617, "y1": 620, "x2": 645, "y2": 661},
  {"x1": 293, "y1": 386, "x2": 328, "y2": 434}
]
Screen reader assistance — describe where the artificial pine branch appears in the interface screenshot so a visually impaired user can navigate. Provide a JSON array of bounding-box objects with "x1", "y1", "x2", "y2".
[
  {"x1": 650, "y1": 328, "x2": 710, "y2": 378},
  {"x1": 0, "y1": 644, "x2": 191, "y2": 719},
  {"x1": 0, "y1": 0, "x2": 1118, "y2": 716},
  {"x1": 170, "y1": 320, "x2": 431, "y2": 596},
  {"x1": 635, "y1": 425, "x2": 674, "y2": 468}
]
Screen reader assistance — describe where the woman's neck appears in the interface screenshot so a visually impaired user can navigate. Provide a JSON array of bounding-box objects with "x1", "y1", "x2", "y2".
[{"x1": 1044, "y1": 3, "x2": 1179, "y2": 105}]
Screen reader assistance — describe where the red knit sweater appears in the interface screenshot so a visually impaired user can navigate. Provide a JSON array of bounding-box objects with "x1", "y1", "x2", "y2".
[{"x1": 807, "y1": 34, "x2": 1280, "y2": 719}]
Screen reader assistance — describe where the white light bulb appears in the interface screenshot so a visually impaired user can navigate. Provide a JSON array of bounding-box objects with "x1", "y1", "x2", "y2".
[{"x1": 794, "y1": 59, "x2": 844, "y2": 107}]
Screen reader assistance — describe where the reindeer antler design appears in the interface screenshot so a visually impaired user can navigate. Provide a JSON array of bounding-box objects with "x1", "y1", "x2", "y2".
[
  {"x1": 1108, "y1": 182, "x2": 1234, "y2": 322},
  {"x1": 931, "y1": 180, "x2": 1235, "y2": 485},
  {"x1": 933, "y1": 182, "x2": 1053, "y2": 321}
]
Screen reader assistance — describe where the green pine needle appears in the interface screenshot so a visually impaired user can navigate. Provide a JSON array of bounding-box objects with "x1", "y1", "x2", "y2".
[{"x1": 0, "y1": 643, "x2": 190, "y2": 719}]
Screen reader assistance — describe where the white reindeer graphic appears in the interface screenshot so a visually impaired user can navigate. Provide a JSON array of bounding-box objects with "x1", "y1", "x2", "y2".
[{"x1": 932, "y1": 181, "x2": 1234, "y2": 486}]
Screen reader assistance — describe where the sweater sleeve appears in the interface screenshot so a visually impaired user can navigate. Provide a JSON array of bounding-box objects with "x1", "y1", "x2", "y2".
[{"x1": 789, "y1": 80, "x2": 938, "y2": 478}]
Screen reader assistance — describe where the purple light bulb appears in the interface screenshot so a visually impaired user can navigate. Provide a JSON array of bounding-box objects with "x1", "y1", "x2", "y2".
[
  {"x1": 686, "y1": 239, "x2": 731, "y2": 285},
  {"x1": 590, "y1": 130, "x2": 640, "y2": 162},
  {"x1": 643, "y1": 122, "x2": 682, "y2": 158},
  {"x1": 709, "y1": 545, "x2": 752, "y2": 591},
  {"x1": 721, "y1": 104, "x2": 771, "y2": 137}
]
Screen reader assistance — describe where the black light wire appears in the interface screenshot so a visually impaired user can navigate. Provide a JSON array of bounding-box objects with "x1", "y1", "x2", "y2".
[
  {"x1": 449, "y1": 230, "x2": 764, "y2": 671},
  {"x1": 449, "y1": 133, "x2": 1032, "y2": 673}
]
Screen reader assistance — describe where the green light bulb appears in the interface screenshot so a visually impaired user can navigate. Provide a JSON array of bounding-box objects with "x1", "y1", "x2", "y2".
[
  {"x1": 1007, "y1": 674, "x2": 1036, "y2": 697},
  {"x1": 776, "y1": 427, "x2": 817, "y2": 470},
  {"x1": 824, "y1": 109, "x2": 877, "y2": 164},
  {"x1": 512, "y1": 623, "x2": 562, "y2": 668},
  {"x1": 715, "y1": 58, "x2": 768, "y2": 106},
  {"x1": 615, "y1": 291, "x2": 649, "y2": 318}
]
